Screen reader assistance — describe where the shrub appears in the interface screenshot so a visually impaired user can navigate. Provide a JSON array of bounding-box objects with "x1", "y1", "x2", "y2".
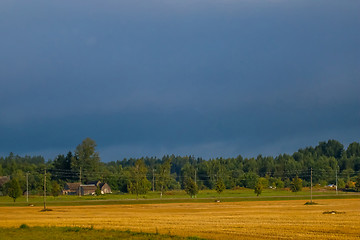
[
  {"x1": 19, "y1": 224, "x2": 29, "y2": 229},
  {"x1": 290, "y1": 176, "x2": 302, "y2": 192}
]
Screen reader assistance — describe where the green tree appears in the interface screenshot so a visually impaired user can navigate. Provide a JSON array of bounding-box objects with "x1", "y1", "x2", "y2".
[
  {"x1": 346, "y1": 180, "x2": 355, "y2": 189},
  {"x1": 128, "y1": 159, "x2": 151, "y2": 198},
  {"x1": 184, "y1": 178, "x2": 198, "y2": 198},
  {"x1": 215, "y1": 177, "x2": 225, "y2": 195},
  {"x1": 290, "y1": 176, "x2": 302, "y2": 192},
  {"x1": 254, "y1": 181, "x2": 263, "y2": 196},
  {"x1": 241, "y1": 172, "x2": 259, "y2": 189},
  {"x1": 180, "y1": 162, "x2": 196, "y2": 188},
  {"x1": 157, "y1": 158, "x2": 172, "y2": 198},
  {"x1": 337, "y1": 178, "x2": 345, "y2": 189},
  {"x1": 258, "y1": 177, "x2": 269, "y2": 188},
  {"x1": 51, "y1": 181, "x2": 61, "y2": 197},
  {"x1": 346, "y1": 142, "x2": 360, "y2": 158},
  {"x1": 355, "y1": 175, "x2": 360, "y2": 192},
  {"x1": 275, "y1": 178, "x2": 284, "y2": 189},
  {"x1": 95, "y1": 186, "x2": 101, "y2": 196},
  {"x1": 5, "y1": 179, "x2": 22, "y2": 202},
  {"x1": 52, "y1": 152, "x2": 73, "y2": 181},
  {"x1": 71, "y1": 138, "x2": 101, "y2": 181},
  {"x1": 316, "y1": 140, "x2": 344, "y2": 159}
]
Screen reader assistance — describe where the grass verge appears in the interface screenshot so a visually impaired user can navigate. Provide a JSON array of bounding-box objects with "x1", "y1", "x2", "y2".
[
  {"x1": 0, "y1": 226, "x2": 206, "y2": 240},
  {"x1": 1, "y1": 189, "x2": 359, "y2": 207}
]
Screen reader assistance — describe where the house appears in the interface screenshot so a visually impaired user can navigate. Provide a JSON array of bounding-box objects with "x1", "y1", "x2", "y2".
[
  {"x1": 62, "y1": 182, "x2": 81, "y2": 195},
  {"x1": 99, "y1": 182, "x2": 112, "y2": 194},
  {"x1": 85, "y1": 181, "x2": 112, "y2": 194},
  {"x1": 80, "y1": 184, "x2": 97, "y2": 196},
  {"x1": 62, "y1": 181, "x2": 112, "y2": 196}
]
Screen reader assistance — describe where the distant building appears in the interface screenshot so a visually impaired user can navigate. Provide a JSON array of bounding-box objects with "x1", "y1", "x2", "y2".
[
  {"x1": 86, "y1": 181, "x2": 112, "y2": 194},
  {"x1": 80, "y1": 185, "x2": 98, "y2": 195},
  {"x1": 62, "y1": 181, "x2": 112, "y2": 196},
  {"x1": 98, "y1": 182, "x2": 112, "y2": 194},
  {"x1": 62, "y1": 182, "x2": 81, "y2": 195}
]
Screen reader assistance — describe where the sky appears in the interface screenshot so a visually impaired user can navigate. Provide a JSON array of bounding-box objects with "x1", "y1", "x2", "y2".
[{"x1": 0, "y1": 0, "x2": 359, "y2": 162}]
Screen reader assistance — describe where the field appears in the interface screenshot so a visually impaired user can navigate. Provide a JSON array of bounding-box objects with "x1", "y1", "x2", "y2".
[
  {"x1": 1, "y1": 188, "x2": 358, "y2": 207},
  {"x1": 1, "y1": 199, "x2": 360, "y2": 240}
]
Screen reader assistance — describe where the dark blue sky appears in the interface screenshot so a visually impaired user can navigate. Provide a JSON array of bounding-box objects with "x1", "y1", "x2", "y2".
[{"x1": 1, "y1": 0, "x2": 359, "y2": 161}]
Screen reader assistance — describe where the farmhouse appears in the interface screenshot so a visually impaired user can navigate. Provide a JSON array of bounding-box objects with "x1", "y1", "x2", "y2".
[
  {"x1": 97, "y1": 182, "x2": 112, "y2": 194},
  {"x1": 62, "y1": 182, "x2": 81, "y2": 195},
  {"x1": 80, "y1": 185, "x2": 97, "y2": 195},
  {"x1": 62, "y1": 181, "x2": 112, "y2": 196}
]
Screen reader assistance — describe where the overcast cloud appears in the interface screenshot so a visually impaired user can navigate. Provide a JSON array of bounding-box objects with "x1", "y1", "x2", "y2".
[{"x1": 0, "y1": 0, "x2": 359, "y2": 161}]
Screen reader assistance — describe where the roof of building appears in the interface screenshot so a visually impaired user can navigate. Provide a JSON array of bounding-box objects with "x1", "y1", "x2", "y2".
[
  {"x1": 81, "y1": 185, "x2": 97, "y2": 191},
  {"x1": 65, "y1": 182, "x2": 81, "y2": 191},
  {"x1": 86, "y1": 180, "x2": 101, "y2": 186},
  {"x1": 65, "y1": 181, "x2": 111, "y2": 192}
]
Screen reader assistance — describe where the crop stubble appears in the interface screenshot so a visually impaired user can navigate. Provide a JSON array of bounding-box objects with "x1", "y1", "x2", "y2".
[{"x1": 0, "y1": 199, "x2": 359, "y2": 240}]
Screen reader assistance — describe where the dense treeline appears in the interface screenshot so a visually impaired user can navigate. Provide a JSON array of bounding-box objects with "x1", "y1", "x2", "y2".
[{"x1": 1, "y1": 139, "x2": 360, "y2": 196}]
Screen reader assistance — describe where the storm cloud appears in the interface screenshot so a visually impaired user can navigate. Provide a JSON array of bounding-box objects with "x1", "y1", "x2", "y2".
[{"x1": 1, "y1": 0, "x2": 359, "y2": 161}]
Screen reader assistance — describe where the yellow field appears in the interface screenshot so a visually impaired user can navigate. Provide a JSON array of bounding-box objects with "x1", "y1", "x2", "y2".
[{"x1": 1, "y1": 199, "x2": 360, "y2": 240}]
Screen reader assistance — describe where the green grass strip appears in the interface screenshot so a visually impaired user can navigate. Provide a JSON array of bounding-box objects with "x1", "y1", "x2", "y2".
[{"x1": 0, "y1": 226, "x2": 206, "y2": 240}]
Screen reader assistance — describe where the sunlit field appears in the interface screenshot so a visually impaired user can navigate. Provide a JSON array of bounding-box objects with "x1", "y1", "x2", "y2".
[{"x1": 1, "y1": 199, "x2": 359, "y2": 240}]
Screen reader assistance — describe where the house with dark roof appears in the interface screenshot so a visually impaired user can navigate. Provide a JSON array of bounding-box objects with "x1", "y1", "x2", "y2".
[
  {"x1": 62, "y1": 182, "x2": 81, "y2": 195},
  {"x1": 85, "y1": 181, "x2": 112, "y2": 194},
  {"x1": 99, "y1": 182, "x2": 112, "y2": 194},
  {"x1": 80, "y1": 184, "x2": 98, "y2": 195},
  {"x1": 62, "y1": 181, "x2": 112, "y2": 196}
]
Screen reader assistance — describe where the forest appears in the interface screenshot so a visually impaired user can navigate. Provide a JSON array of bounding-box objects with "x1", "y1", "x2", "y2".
[{"x1": 1, "y1": 138, "x2": 360, "y2": 196}]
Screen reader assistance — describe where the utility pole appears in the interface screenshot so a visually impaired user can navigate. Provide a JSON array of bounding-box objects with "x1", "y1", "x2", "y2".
[
  {"x1": 335, "y1": 166, "x2": 338, "y2": 195},
  {"x1": 79, "y1": 167, "x2": 82, "y2": 197},
  {"x1": 43, "y1": 169, "x2": 47, "y2": 210},
  {"x1": 152, "y1": 168, "x2": 155, "y2": 192},
  {"x1": 310, "y1": 168, "x2": 313, "y2": 203},
  {"x1": 194, "y1": 168, "x2": 197, "y2": 185},
  {"x1": 26, "y1": 172, "x2": 29, "y2": 203}
]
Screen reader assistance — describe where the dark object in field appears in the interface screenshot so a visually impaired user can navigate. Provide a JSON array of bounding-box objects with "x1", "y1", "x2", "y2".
[
  {"x1": 323, "y1": 211, "x2": 345, "y2": 214},
  {"x1": 40, "y1": 208, "x2": 53, "y2": 212},
  {"x1": 19, "y1": 224, "x2": 29, "y2": 229},
  {"x1": 304, "y1": 201, "x2": 318, "y2": 205}
]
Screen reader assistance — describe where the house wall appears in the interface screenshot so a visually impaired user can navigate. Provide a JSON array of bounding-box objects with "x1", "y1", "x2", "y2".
[{"x1": 101, "y1": 183, "x2": 112, "y2": 194}]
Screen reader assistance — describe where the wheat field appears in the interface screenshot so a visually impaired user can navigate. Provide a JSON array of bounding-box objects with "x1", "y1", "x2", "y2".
[{"x1": 1, "y1": 199, "x2": 359, "y2": 240}]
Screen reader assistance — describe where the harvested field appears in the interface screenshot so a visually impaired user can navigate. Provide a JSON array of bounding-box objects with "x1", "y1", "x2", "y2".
[{"x1": 1, "y1": 199, "x2": 359, "y2": 240}]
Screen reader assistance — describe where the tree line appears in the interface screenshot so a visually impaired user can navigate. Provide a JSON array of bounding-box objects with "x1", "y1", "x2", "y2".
[{"x1": 1, "y1": 138, "x2": 360, "y2": 201}]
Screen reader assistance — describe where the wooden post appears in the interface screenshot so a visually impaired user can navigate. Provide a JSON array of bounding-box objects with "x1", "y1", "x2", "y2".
[
  {"x1": 310, "y1": 168, "x2": 313, "y2": 203},
  {"x1": 152, "y1": 168, "x2": 155, "y2": 192},
  {"x1": 43, "y1": 169, "x2": 46, "y2": 210},
  {"x1": 26, "y1": 172, "x2": 29, "y2": 203},
  {"x1": 335, "y1": 166, "x2": 338, "y2": 195},
  {"x1": 79, "y1": 167, "x2": 82, "y2": 197}
]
